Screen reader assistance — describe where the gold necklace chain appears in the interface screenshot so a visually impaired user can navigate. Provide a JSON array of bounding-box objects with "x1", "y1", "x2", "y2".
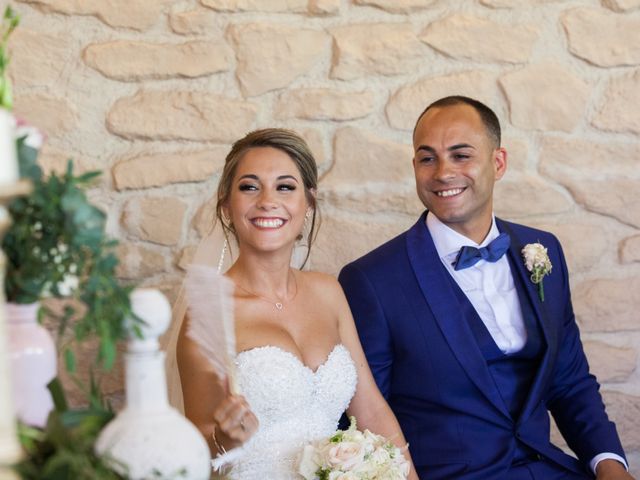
[{"x1": 234, "y1": 274, "x2": 298, "y2": 311}]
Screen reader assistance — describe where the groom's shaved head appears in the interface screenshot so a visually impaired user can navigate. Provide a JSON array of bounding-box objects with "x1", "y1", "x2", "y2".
[{"x1": 413, "y1": 96, "x2": 502, "y2": 148}]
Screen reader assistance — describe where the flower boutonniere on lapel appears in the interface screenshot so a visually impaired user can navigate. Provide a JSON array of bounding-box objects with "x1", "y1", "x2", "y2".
[{"x1": 522, "y1": 243, "x2": 552, "y2": 302}]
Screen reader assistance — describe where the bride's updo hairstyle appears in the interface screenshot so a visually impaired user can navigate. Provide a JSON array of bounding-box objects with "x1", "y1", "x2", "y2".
[{"x1": 215, "y1": 128, "x2": 320, "y2": 267}]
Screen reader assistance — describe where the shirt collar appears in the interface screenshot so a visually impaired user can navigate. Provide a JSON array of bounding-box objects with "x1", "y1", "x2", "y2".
[{"x1": 426, "y1": 211, "x2": 501, "y2": 263}]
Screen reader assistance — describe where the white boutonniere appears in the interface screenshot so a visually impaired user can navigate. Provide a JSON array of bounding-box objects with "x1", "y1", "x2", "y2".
[{"x1": 522, "y1": 243, "x2": 552, "y2": 302}]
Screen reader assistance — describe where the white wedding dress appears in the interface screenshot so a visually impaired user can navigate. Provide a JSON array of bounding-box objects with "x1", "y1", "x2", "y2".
[{"x1": 216, "y1": 344, "x2": 357, "y2": 479}]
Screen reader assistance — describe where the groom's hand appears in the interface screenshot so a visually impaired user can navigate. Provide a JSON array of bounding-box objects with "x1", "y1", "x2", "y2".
[{"x1": 596, "y1": 459, "x2": 635, "y2": 480}]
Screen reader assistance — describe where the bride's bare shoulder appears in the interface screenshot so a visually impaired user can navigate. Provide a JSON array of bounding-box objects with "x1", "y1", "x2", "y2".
[{"x1": 298, "y1": 270, "x2": 345, "y2": 299}]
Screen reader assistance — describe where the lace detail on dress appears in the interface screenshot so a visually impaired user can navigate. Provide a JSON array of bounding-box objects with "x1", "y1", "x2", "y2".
[{"x1": 217, "y1": 344, "x2": 357, "y2": 479}]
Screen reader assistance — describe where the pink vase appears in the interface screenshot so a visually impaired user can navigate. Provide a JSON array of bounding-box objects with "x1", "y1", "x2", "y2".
[{"x1": 6, "y1": 302, "x2": 57, "y2": 427}]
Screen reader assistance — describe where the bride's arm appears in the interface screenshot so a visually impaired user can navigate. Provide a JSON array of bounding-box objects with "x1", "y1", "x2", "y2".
[
  {"x1": 330, "y1": 280, "x2": 419, "y2": 480},
  {"x1": 177, "y1": 313, "x2": 258, "y2": 456}
]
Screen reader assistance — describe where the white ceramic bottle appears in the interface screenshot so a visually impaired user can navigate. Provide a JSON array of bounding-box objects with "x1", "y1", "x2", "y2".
[
  {"x1": 95, "y1": 288, "x2": 210, "y2": 480},
  {"x1": 6, "y1": 301, "x2": 56, "y2": 427}
]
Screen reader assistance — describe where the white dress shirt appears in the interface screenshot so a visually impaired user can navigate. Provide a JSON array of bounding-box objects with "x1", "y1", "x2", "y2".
[
  {"x1": 425, "y1": 212, "x2": 628, "y2": 474},
  {"x1": 427, "y1": 212, "x2": 526, "y2": 354}
]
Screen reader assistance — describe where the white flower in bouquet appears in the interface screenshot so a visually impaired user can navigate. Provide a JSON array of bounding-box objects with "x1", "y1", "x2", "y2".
[{"x1": 298, "y1": 417, "x2": 409, "y2": 480}]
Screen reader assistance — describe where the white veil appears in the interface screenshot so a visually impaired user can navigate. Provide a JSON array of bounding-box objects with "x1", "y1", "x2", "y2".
[{"x1": 163, "y1": 220, "x2": 236, "y2": 413}]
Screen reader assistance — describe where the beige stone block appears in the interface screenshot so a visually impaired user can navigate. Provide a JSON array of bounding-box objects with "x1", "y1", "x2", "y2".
[
  {"x1": 539, "y1": 137, "x2": 640, "y2": 179},
  {"x1": 274, "y1": 88, "x2": 375, "y2": 121},
  {"x1": 38, "y1": 145, "x2": 97, "y2": 176},
  {"x1": 584, "y1": 341, "x2": 637, "y2": 383},
  {"x1": 562, "y1": 8, "x2": 640, "y2": 67},
  {"x1": 602, "y1": 390, "x2": 640, "y2": 451},
  {"x1": 309, "y1": 0, "x2": 340, "y2": 15},
  {"x1": 16, "y1": 0, "x2": 171, "y2": 30},
  {"x1": 330, "y1": 23, "x2": 427, "y2": 80},
  {"x1": 107, "y1": 90, "x2": 257, "y2": 142},
  {"x1": 115, "y1": 243, "x2": 167, "y2": 279},
  {"x1": 420, "y1": 14, "x2": 538, "y2": 64},
  {"x1": 500, "y1": 63, "x2": 589, "y2": 132},
  {"x1": 602, "y1": 0, "x2": 640, "y2": 12},
  {"x1": 591, "y1": 70, "x2": 640, "y2": 134},
  {"x1": 324, "y1": 127, "x2": 413, "y2": 185},
  {"x1": 493, "y1": 174, "x2": 573, "y2": 218},
  {"x1": 319, "y1": 184, "x2": 425, "y2": 216},
  {"x1": 122, "y1": 197, "x2": 187, "y2": 246},
  {"x1": 84, "y1": 40, "x2": 231, "y2": 81},
  {"x1": 56, "y1": 338, "x2": 125, "y2": 407},
  {"x1": 13, "y1": 94, "x2": 77, "y2": 137},
  {"x1": 562, "y1": 179, "x2": 640, "y2": 229},
  {"x1": 386, "y1": 70, "x2": 496, "y2": 131},
  {"x1": 480, "y1": 0, "x2": 565, "y2": 6},
  {"x1": 574, "y1": 277, "x2": 640, "y2": 332},
  {"x1": 353, "y1": 0, "x2": 436, "y2": 13},
  {"x1": 502, "y1": 137, "x2": 528, "y2": 173},
  {"x1": 201, "y1": 0, "x2": 306, "y2": 12},
  {"x1": 620, "y1": 234, "x2": 640, "y2": 263},
  {"x1": 169, "y1": 8, "x2": 219, "y2": 35},
  {"x1": 313, "y1": 213, "x2": 414, "y2": 275},
  {"x1": 112, "y1": 148, "x2": 227, "y2": 191},
  {"x1": 228, "y1": 23, "x2": 328, "y2": 97},
  {"x1": 531, "y1": 223, "x2": 609, "y2": 274},
  {"x1": 8, "y1": 29, "x2": 71, "y2": 88},
  {"x1": 300, "y1": 128, "x2": 327, "y2": 172}
]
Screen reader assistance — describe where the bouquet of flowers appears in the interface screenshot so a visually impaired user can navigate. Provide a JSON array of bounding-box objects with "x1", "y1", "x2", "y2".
[{"x1": 298, "y1": 417, "x2": 410, "y2": 480}]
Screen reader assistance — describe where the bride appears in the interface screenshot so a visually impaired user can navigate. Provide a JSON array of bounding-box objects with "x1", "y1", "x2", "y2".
[{"x1": 174, "y1": 129, "x2": 417, "y2": 479}]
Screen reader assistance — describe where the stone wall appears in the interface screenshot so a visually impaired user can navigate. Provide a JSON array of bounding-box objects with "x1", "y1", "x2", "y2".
[{"x1": 6, "y1": 0, "x2": 639, "y2": 471}]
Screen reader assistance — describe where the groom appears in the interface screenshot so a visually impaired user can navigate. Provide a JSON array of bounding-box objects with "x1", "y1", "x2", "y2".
[{"x1": 338, "y1": 96, "x2": 632, "y2": 480}]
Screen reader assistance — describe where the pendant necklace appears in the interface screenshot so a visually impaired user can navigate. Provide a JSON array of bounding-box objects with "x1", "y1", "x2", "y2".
[{"x1": 235, "y1": 274, "x2": 298, "y2": 311}]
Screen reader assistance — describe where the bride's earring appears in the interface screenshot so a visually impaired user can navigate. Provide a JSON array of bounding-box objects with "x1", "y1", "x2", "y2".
[
  {"x1": 217, "y1": 238, "x2": 228, "y2": 274},
  {"x1": 297, "y1": 209, "x2": 312, "y2": 241}
]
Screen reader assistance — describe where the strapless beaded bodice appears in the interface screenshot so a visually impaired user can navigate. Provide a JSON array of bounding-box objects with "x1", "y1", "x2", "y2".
[{"x1": 217, "y1": 344, "x2": 357, "y2": 479}]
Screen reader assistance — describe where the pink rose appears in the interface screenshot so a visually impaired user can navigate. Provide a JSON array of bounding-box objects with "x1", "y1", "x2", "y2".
[{"x1": 327, "y1": 441, "x2": 366, "y2": 471}]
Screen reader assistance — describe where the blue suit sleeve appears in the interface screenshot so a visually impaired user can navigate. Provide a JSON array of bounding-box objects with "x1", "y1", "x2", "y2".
[
  {"x1": 338, "y1": 262, "x2": 394, "y2": 399},
  {"x1": 545, "y1": 236, "x2": 625, "y2": 464}
]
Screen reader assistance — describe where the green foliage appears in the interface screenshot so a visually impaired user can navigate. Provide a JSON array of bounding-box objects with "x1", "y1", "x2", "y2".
[
  {"x1": 15, "y1": 378, "x2": 125, "y2": 480},
  {"x1": 2, "y1": 158, "x2": 135, "y2": 371},
  {"x1": 0, "y1": 6, "x2": 19, "y2": 109},
  {"x1": 3, "y1": 6, "x2": 141, "y2": 480}
]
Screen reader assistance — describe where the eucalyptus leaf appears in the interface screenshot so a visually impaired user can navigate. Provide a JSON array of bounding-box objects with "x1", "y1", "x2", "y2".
[
  {"x1": 64, "y1": 348, "x2": 76, "y2": 373},
  {"x1": 16, "y1": 137, "x2": 40, "y2": 179}
]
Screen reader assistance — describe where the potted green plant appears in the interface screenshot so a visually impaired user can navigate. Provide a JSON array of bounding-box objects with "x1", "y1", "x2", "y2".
[{"x1": 0, "y1": 6, "x2": 136, "y2": 478}]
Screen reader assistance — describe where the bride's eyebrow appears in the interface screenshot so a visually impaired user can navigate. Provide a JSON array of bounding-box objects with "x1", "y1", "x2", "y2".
[
  {"x1": 277, "y1": 175, "x2": 299, "y2": 182},
  {"x1": 237, "y1": 174, "x2": 259, "y2": 181}
]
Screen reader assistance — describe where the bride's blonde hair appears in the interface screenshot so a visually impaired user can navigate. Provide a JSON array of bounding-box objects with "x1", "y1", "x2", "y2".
[{"x1": 215, "y1": 128, "x2": 320, "y2": 268}]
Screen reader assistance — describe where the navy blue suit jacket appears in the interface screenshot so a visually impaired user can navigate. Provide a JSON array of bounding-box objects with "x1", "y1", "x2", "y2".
[{"x1": 338, "y1": 212, "x2": 625, "y2": 479}]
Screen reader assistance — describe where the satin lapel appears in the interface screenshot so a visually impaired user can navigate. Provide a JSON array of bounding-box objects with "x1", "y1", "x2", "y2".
[
  {"x1": 497, "y1": 219, "x2": 558, "y2": 424},
  {"x1": 406, "y1": 212, "x2": 510, "y2": 420}
]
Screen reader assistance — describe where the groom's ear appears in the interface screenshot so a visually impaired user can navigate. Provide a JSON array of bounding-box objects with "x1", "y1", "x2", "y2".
[{"x1": 494, "y1": 147, "x2": 507, "y2": 181}]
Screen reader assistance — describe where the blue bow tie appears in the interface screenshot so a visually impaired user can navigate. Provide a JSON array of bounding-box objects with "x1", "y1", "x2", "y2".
[{"x1": 453, "y1": 232, "x2": 511, "y2": 271}]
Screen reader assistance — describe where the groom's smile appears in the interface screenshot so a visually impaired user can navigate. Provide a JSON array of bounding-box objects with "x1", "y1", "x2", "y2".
[{"x1": 435, "y1": 187, "x2": 466, "y2": 197}]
